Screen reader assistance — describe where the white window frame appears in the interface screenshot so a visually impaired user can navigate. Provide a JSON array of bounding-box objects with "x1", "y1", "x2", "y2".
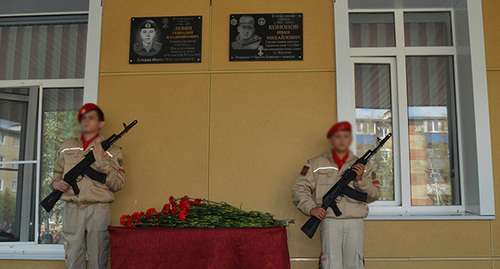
[
  {"x1": 0, "y1": 0, "x2": 103, "y2": 260},
  {"x1": 334, "y1": 0, "x2": 495, "y2": 220},
  {"x1": 10, "y1": 180, "x2": 17, "y2": 193},
  {"x1": 351, "y1": 57, "x2": 401, "y2": 207},
  {"x1": 0, "y1": 178, "x2": 3, "y2": 191}
]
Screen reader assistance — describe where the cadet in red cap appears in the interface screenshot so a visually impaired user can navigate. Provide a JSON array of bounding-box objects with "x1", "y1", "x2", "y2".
[
  {"x1": 293, "y1": 121, "x2": 381, "y2": 269},
  {"x1": 51, "y1": 103, "x2": 125, "y2": 269}
]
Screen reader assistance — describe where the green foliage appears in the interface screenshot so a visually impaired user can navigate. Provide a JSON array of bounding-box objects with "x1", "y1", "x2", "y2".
[
  {"x1": 0, "y1": 189, "x2": 16, "y2": 225},
  {"x1": 39, "y1": 111, "x2": 79, "y2": 242}
]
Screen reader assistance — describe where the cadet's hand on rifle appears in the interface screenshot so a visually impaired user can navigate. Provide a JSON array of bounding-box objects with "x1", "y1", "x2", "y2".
[
  {"x1": 93, "y1": 143, "x2": 107, "y2": 162},
  {"x1": 352, "y1": 164, "x2": 365, "y2": 182},
  {"x1": 310, "y1": 207, "x2": 327, "y2": 220},
  {"x1": 53, "y1": 180, "x2": 70, "y2": 192}
]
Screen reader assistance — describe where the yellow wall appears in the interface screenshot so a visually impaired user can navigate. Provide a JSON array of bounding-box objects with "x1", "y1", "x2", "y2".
[{"x1": 3, "y1": 0, "x2": 500, "y2": 268}]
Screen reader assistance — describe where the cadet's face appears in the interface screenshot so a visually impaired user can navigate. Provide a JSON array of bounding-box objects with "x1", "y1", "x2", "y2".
[
  {"x1": 80, "y1": 110, "x2": 105, "y2": 134},
  {"x1": 329, "y1": 131, "x2": 352, "y2": 153},
  {"x1": 140, "y1": 29, "x2": 156, "y2": 43},
  {"x1": 238, "y1": 25, "x2": 255, "y2": 40}
]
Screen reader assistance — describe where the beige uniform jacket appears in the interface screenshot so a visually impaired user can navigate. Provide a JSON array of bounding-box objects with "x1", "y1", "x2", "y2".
[
  {"x1": 292, "y1": 150, "x2": 381, "y2": 219},
  {"x1": 50, "y1": 135, "x2": 125, "y2": 207}
]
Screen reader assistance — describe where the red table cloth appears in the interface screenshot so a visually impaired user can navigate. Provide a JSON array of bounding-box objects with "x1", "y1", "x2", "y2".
[{"x1": 108, "y1": 226, "x2": 291, "y2": 269}]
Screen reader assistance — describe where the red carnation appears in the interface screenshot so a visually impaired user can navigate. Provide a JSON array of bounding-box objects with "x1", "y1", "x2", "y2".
[
  {"x1": 131, "y1": 211, "x2": 144, "y2": 220},
  {"x1": 145, "y1": 208, "x2": 157, "y2": 217},
  {"x1": 161, "y1": 203, "x2": 171, "y2": 214},
  {"x1": 169, "y1": 196, "x2": 177, "y2": 207},
  {"x1": 120, "y1": 215, "x2": 130, "y2": 226},
  {"x1": 179, "y1": 211, "x2": 187, "y2": 221}
]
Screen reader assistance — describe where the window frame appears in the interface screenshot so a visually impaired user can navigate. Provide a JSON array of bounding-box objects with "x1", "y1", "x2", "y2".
[
  {"x1": 13, "y1": 138, "x2": 20, "y2": 148},
  {"x1": 10, "y1": 180, "x2": 17, "y2": 192},
  {"x1": 334, "y1": 0, "x2": 495, "y2": 219},
  {"x1": 351, "y1": 57, "x2": 401, "y2": 207},
  {"x1": 0, "y1": 0, "x2": 103, "y2": 260}
]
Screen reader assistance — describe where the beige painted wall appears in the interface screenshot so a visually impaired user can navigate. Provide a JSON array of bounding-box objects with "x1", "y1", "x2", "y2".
[{"x1": 2, "y1": 0, "x2": 500, "y2": 268}]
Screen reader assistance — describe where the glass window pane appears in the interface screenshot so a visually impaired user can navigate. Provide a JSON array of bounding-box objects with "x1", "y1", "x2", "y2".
[
  {"x1": 406, "y1": 56, "x2": 459, "y2": 206},
  {"x1": 404, "y1": 12, "x2": 452, "y2": 47},
  {"x1": 39, "y1": 88, "x2": 83, "y2": 244},
  {"x1": 0, "y1": 15, "x2": 87, "y2": 80},
  {"x1": 0, "y1": 99, "x2": 27, "y2": 163},
  {"x1": 354, "y1": 63, "x2": 394, "y2": 201},
  {"x1": 0, "y1": 95, "x2": 32, "y2": 241},
  {"x1": 349, "y1": 13, "x2": 395, "y2": 48}
]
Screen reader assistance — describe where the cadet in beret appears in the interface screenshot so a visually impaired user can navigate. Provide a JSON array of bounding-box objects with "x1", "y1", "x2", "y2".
[
  {"x1": 133, "y1": 20, "x2": 162, "y2": 56},
  {"x1": 51, "y1": 104, "x2": 126, "y2": 269},
  {"x1": 232, "y1": 15, "x2": 262, "y2": 50},
  {"x1": 293, "y1": 121, "x2": 381, "y2": 269}
]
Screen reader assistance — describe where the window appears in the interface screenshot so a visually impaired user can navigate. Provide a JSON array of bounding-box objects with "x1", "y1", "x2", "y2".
[
  {"x1": 0, "y1": 133, "x2": 5, "y2": 145},
  {"x1": 13, "y1": 138, "x2": 20, "y2": 148},
  {"x1": 0, "y1": 179, "x2": 3, "y2": 191},
  {"x1": 0, "y1": 0, "x2": 102, "y2": 260},
  {"x1": 351, "y1": 15, "x2": 460, "y2": 207},
  {"x1": 0, "y1": 10, "x2": 101, "y2": 258},
  {"x1": 10, "y1": 181, "x2": 17, "y2": 193},
  {"x1": 0, "y1": 157, "x2": 3, "y2": 168},
  {"x1": 335, "y1": 0, "x2": 494, "y2": 217}
]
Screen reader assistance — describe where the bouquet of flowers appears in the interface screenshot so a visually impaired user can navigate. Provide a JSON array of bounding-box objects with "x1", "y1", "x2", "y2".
[{"x1": 120, "y1": 195, "x2": 285, "y2": 228}]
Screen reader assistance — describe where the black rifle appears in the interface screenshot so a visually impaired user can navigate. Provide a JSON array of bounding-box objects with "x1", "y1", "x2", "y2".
[
  {"x1": 41, "y1": 120, "x2": 138, "y2": 213},
  {"x1": 301, "y1": 133, "x2": 392, "y2": 238}
]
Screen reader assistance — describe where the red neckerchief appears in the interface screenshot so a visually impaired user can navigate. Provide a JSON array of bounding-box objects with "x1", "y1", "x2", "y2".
[
  {"x1": 333, "y1": 151, "x2": 349, "y2": 169},
  {"x1": 81, "y1": 134, "x2": 99, "y2": 151}
]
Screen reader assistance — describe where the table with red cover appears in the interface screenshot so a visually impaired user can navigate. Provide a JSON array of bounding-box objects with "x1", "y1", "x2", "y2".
[{"x1": 108, "y1": 226, "x2": 291, "y2": 269}]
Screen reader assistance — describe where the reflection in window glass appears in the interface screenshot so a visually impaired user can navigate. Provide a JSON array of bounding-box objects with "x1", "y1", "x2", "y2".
[
  {"x1": 0, "y1": 97, "x2": 29, "y2": 241},
  {"x1": 404, "y1": 12, "x2": 452, "y2": 47},
  {"x1": 11, "y1": 181, "x2": 17, "y2": 192},
  {"x1": 349, "y1": 13, "x2": 395, "y2": 48},
  {"x1": 354, "y1": 63, "x2": 394, "y2": 201},
  {"x1": 39, "y1": 88, "x2": 82, "y2": 244},
  {"x1": 406, "y1": 56, "x2": 459, "y2": 206}
]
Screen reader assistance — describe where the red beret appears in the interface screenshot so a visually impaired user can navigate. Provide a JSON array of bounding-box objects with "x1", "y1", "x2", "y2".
[
  {"x1": 78, "y1": 103, "x2": 102, "y2": 123},
  {"x1": 326, "y1": 121, "x2": 352, "y2": 138}
]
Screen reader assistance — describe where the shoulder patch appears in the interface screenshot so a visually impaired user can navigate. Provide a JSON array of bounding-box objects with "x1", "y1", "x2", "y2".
[
  {"x1": 118, "y1": 158, "x2": 123, "y2": 167},
  {"x1": 372, "y1": 171, "x2": 377, "y2": 180},
  {"x1": 300, "y1": 166, "x2": 310, "y2": 176}
]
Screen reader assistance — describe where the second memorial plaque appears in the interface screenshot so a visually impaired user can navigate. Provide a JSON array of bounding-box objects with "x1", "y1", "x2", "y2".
[{"x1": 229, "y1": 13, "x2": 303, "y2": 62}]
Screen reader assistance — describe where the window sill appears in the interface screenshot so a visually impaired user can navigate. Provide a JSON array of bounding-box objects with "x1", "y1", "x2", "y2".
[
  {"x1": 366, "y1": 212, "x2": 495, "y2": 220},
  {"x1": 0, "y1": 243, "x2": 64, "y2": 260}
]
